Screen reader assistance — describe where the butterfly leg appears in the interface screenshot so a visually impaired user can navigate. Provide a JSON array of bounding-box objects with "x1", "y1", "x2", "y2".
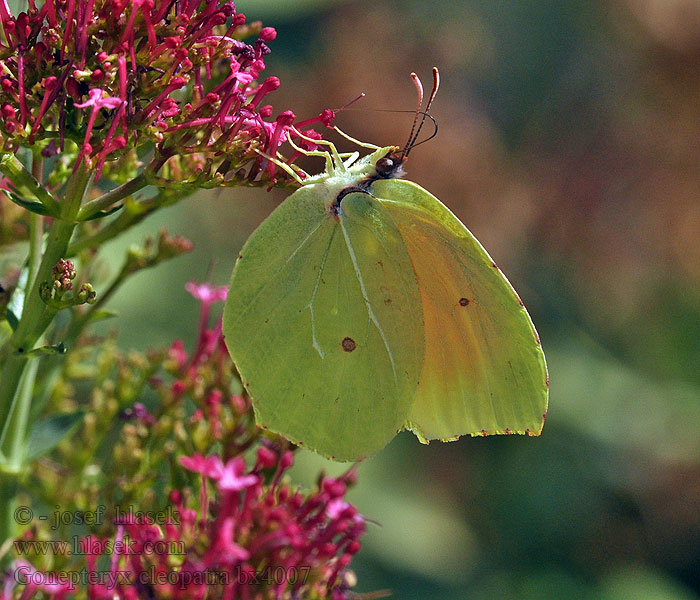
[
  {"x1": 340, "y1": 151, "x2": 360, "y2": 168},
  {"x1": 332, "y1": 126, "x2": 381, "y2": 150},
  {"x1": 289, "y1": 126, "x2": 346, "y2": 174},
  {"x1": 252, "y1": 148, "x2": 308, "y2": 185},
  {"x1": 286, "y1": 134, "x2": 335, "y2": 175}
]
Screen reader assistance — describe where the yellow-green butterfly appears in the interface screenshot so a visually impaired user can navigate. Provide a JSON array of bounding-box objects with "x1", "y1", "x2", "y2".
[{"x1": 223, "y1": 69, "x2": 548, "y2": 461}]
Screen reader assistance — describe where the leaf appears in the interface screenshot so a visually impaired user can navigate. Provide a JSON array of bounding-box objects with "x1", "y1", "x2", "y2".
[
  {"x1": 6, "y1": 263, "x2": 29, "y2": 323},
  {"x1": 0, "y1": 153, "x2": 61, "y2": 215},
  {"x1": 77, "y1": 203, "x2": 124, "y2": 221},
  {"x1": 86, "y1": 309, "x2": 118, "y2": 323},
  {"x1": 5, "y1": 309, "x2": 19, "y2": 331},
  {"x1": 2, "y1": 189, "x2": 54, "y2": 216},
  {"x1": 25, "y1": 411, "x2": 85, "y2": 461},
  {"x1": 0, "y1": 319, "x2": 12, "y2": 347},
  {"x1": 14, "y1": 343, "x2": 67, "y2": 358}
]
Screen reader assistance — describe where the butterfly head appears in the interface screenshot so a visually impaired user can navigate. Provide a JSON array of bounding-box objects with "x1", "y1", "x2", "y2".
[
  {"x1": 365, "y1": 68, "x2": 440, "y2": 183},
  {"x1": 373, "y1": 150, "x2": 406, "y2": 179}
]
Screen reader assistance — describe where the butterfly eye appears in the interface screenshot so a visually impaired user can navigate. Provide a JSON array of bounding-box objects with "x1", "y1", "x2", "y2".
[{"x1": 375, "y1": 157, "x2": 395, "y2": 175}]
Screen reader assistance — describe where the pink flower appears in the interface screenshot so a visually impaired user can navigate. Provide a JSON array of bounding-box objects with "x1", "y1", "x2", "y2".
[
  {"x1": 185, "y1": 281, "x2": 228, "y2": 306},
  {"x1": 11, "y1": 561, "x2": 72, "y2": 599},
  {"x1": 204, "y1": 517, "x2": 250, "y2": 564},
  {"x1": 14, "y1": 452, "x2": 365, "y2": 599},
  {"x1": 216, "y1": 457, "x2": 259, "y2": 491},
  {"x1": 179, "y1": 453, "x2": 221, "y2": 478},
  {"x1": 183, "y1": 281, "x2": 228, "y2": 368}
]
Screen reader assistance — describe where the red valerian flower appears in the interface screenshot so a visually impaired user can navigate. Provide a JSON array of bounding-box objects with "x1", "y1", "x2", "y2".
[
  {"x1": 0, "y1": 1, "x2": 336, "y2": 186},
  {"x1": 6, "y1": 450, "x2": 365, "y2": 599}
]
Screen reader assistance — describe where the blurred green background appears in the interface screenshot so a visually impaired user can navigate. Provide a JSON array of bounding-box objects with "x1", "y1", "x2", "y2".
[{"x1": 99, "y1": 0, "x2": 700, "y2": 597}]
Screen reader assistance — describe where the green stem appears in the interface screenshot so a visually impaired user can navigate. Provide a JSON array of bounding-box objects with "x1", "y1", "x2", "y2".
[
  {"x1": 0, "y1": 358, "x2": 38, "y2": 470},
  {"x1": 24, "y1": 158, "x2": 45, "y2": 314},
  {"x1": 68, "y1": 187, "x2": 189, "y2": 256},
  {"x1": 0, "y1": 470, "x2": 19, "y2": 549},
  {"x1": 0, "y1": 165, "x2": 92, "y2": 453},
  {"x1": 25, "y1": 215, "x2": 44, "y2": 312},
  {"x1": 76, "y1": 171, "x2": 149, "y2": 220},
  {"x1": 0, "y1": 165, "x2": 90, "y2": 559}
]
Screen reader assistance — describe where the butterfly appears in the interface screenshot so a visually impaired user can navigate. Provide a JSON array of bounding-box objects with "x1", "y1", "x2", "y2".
[{"x1": 223, "y1": 68, "x2": 548, "y2": 461}]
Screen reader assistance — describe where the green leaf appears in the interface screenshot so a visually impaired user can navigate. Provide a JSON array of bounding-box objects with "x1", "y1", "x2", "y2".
[
  {"x1": 86, "y1": 309, "x2": 118, "y2": 323},
  {"x1": 0, "y1": 319, "x2": 12, "y2": 347},
  {"x1": 25, "y1": 411, "x2": 85, "y2": 461},
  {"x1": 7, "y1": 263, "x2": 28, "y2": 323},
  {"x1": 2, "y1": 190, "x2": 54, "y2": 216},
  {"x1": 5, "y1": 309, "x2": 19, "y2": 331},
  {"x1": 77, "y1": 203, "x2": 124, "y2": 221},
  {"x1": 14, "y1": 343, "x2": 67, "y2": 358},
  {"x1": 0, "y1": 152, "x2": 61, "y2": 215}
]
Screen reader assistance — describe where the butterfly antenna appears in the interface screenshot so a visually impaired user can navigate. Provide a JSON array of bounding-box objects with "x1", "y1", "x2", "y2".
[
  {"x1": 404, "y1": 66, "x2": 440, "y2": 157},
  {"x1": 405, "y1": 111, "x2": 438, "y2": 150},
  {"x1": 400, "y1": 72, "x2": 425, "y2": 160}
]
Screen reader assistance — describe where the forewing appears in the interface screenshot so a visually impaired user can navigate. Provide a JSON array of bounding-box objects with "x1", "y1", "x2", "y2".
[
  {"x1": 374, "y1": 179, "x2": 548, "y2": 441},
  {"x1": 223, "y1": 186, "x2": 423, "y2": 461}
]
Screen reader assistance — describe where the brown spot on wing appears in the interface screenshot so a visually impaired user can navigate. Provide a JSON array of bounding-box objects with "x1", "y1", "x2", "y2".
[
  {"x1": 459, "y1": 297, "x2": 470, "y2": 306},
  {"x1": 341, "y1": 337, "x2": 357, "y2": 352}
]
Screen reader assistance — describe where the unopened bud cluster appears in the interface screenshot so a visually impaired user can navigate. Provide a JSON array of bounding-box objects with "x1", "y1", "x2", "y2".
[{"x1": 40, "y1": 258, "x2": 96, "y2": 307}]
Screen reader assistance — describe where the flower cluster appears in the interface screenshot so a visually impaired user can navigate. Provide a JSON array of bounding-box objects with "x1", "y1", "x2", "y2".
[
  {"x1": 5, "y1": 449, "x2": 364, "y2": 599},
  {"x1": 39, "y1": 258, "x2": 97, "y2": 307},
  {"x1": 3, "y1": 281, "x2": 367, "y2": 599},
  {"x1": 160, "y1": 280, "x2": 254, "y2": 451},
  {"x1": 0, "y1": 3, "x2": 372, "y2": 598},
  {"x1": 0, "y1": 0, "x2": 334, "y2": 186},
  {"x1": 51, "y1": 258, "x2": 77, "y2": 293}
]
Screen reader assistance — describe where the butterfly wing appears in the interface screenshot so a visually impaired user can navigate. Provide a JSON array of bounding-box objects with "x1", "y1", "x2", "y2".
[
  {"x1": 223, "y1": 185, "x2": 424, "y2": 461},
  {"x1": 374, "y1": 179, "x2": 548, "y2": 441}
]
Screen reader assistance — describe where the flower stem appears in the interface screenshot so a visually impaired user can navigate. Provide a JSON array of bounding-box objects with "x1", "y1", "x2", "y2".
[
  {"x1": 0, "y1": 357, "x2": 38, "y2": 470},
  {"x1": 24, "y1": 157, "x2": 45, "y2": 313},
  {"x1": 68, "y1": 186, "x2": 189, "y2": 256},
  {"x1": 0, "y1": 164, "x2": 92, "y2": 457},
  {"x1": 76, "y1": 171, "x2": 149, "y2": 220},
  {"x1": 0, "y1": 164, "x2": 90, "y2": 559},
  {"x1": 0, "y1": 469, "x2": 19, "y2": 551}
]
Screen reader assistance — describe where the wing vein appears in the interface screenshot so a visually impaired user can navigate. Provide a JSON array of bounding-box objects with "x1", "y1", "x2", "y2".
[
  {"x1": 305, "y1": 227, "x2": 337, "y2": 358},
  {"x1": 232, "y1": 218, "x2": 327, "y2": 324},
  {"x1": 339, "y1": 216, "x2": 399, "y2": 388}
]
